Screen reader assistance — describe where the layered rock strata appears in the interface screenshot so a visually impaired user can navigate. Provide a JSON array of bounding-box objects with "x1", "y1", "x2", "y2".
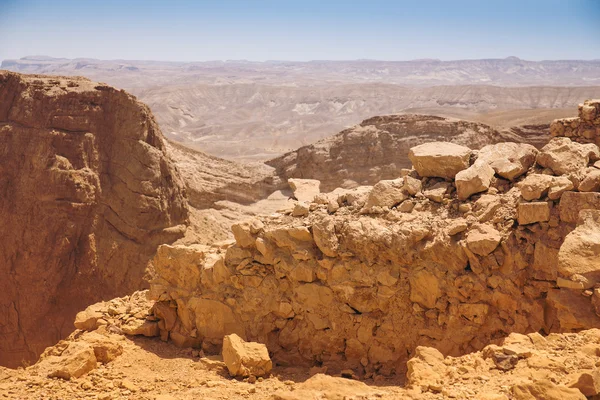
[{"x1": 0, "y1": 72, "x2": 188, "y2": 367}]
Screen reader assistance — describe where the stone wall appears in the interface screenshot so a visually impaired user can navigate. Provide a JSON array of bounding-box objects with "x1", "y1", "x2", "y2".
[
  {"x1": 551, "y1": 99, "x2": 600, "y2": 145},
  {"x1": 148, "y1": 103, "x2": 600, "y2": 377}
]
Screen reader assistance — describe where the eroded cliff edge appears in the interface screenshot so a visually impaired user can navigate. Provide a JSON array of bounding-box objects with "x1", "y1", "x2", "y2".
[{"x1": 0, "y1": 71, "x2": 189, "y2": 367}]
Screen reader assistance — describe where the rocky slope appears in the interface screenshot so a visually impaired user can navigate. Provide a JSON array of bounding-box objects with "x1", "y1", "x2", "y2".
[
  {"x1": 0, "y1": 72, "x2": 188, "y2": 367},
  {"x1": 267, "y1": 114, "x2": 504, "y2": 192},
  {"x1": 4, "y1": 291, "x2": 600, "y2": 400}
]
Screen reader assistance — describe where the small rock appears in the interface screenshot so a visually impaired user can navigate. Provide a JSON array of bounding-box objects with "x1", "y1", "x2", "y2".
[
  {"x1": 120, "y1": 379, "x2": 139, "y2": 392},
  {"x1": 424, "y1": 182, "x2": 449, "y2": 203},
  {"x1": 292, "y1": 202, "x2": 310, "y2": 217}
]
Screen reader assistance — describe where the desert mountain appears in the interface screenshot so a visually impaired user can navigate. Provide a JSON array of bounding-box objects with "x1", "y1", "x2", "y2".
[
  {"x1": 4, "y1": 56, "x2": 600, "y2": 160},
  {"x1": 4, "y1": 56, "x2": 600, "y2": 87},
  {"x1": 0, "y1": 72, "x2": 188, "y2": 367}
]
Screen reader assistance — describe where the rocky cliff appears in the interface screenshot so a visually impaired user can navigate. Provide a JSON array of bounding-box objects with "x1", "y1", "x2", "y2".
[
  {"x1": 0, "y1": 71, "x2": 189, "y2": 367},
  {"x1": 143, "y1": 100, "x2": 600, "y2": 378}
]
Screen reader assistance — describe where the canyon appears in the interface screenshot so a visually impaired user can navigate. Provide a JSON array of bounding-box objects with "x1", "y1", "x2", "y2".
[
  {"x1": 1, "y1": 68, "x2": 600, "y2": 400},
  {"x1": 4, "y1": 56, "x2": 600, "y2": 160}
]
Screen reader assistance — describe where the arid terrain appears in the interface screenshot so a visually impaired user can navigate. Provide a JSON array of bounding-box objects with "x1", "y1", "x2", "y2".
[
  {"x1": 4, "y1": 56, "x2": 600, "y2": 160},
  {"x1": 2, "y1": 55, "x2": 600, "y2": 400}
]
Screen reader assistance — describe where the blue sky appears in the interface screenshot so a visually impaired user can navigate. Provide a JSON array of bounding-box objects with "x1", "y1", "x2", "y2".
[{"x1": 0, "y1": 0, "x2": 599, "y2": 62}]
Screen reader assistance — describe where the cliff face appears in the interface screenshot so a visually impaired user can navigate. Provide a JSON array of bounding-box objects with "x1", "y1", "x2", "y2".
[{"x1": 0, "y1": 71, "x2": 189, "y2": 367}]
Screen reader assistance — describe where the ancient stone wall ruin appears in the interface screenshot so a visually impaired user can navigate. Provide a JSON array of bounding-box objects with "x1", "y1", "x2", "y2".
[
  {"x1": 550, "y1": 99, "x2": 600, "y2": 146},
  {"x1": 148, "y1": 100, "x2": 600, "y2": 377}
]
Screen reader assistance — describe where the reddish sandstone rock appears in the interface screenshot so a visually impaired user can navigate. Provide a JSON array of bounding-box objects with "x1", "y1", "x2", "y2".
[{"x1": 0, "y1": 72, "x2": 188, "y2": 367}]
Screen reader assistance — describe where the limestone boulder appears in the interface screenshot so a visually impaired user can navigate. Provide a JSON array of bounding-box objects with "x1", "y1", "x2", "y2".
[
  {"x1": 121, "y1": 319, "x2": 160, "y2": 337},
  {"x1": 312, "y1": 217, "x2": 339, "y2": 257},
  {"x1": 288, "y1": 179, "x2": 321, "y2": 202},
  {"x1": 519, "y1": 174, "x2": 554, "y2": 201},
  {"x1": 478, "y1": 142, "x2": 538, "y2": 180},
  {"x1": 406, "y1": 346, "x2": 446, "y2": 391},
  {"x1": 559, "y1": 192, "x2": 600, "y2": 223},
  {"x1": 222, "y1": 334, "x2": 272, "y2": 377},
  {"x1": 548, "y1": 176, "x2": 575, "y2": 200},
  {"x1": 456, "y1": 161, "x2": 495, "y2": 200},
  {"x1": 558, "y1": 210, "x2": 600, "y2": 284},
  {"x1": 403, "y1": 175, "x2": 422, "y2": 195},
  {"x1": 41, "y1": 342, "x2": 98, "y2": 380},
  {"x1": 362, "y1": 178, "x2": 407, "y2": 210},
  {"x1": 579, "y1": 169, "x2": 600, "y2": 192},
  {"x1": 408, "y1": 142, "x2": 472, "y2": 179},
  {"x1": 517, "y1": 202, "x2": 551, "y2": 225},
  {"x1": 465, "y1": 224, "x2": 502, "y2": 256},
  {"x1": 74, "y1": 306, "x2": 103, "y2": 332},
  {"x1": 424, "y1": 182, "x2": 450, "y2": 203},
  {"x1": 80, "y1": 332, "x2": 123, "y2": 364},
  {"x1": 537, "y1": 137, "x2": 599, "y2": 175}
]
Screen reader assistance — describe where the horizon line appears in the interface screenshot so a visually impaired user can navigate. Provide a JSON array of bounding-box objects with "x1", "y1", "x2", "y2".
[{"x1": 4, "y1": 55, "x2": 600, "y2": 64}]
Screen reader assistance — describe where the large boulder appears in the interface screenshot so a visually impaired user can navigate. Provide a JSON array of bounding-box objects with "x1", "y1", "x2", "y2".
[
  {"x1": 559, "y1": 192, "x2": 600, "y2": 223},
  {"x1": 39, "y1": 342, "x2": 98, "y2": 380},
  {"x1": 288, "y1": 178, "x2": 321, "y2": 202},
  {"x1": 0, "y1": 71, "x2": 189, "y2": 367},
  {"x1": 408, "y1": 142, "x2": 472, "y2": 179},
  {"x1": 222, "y1": 334, "x2": 272, "y2": 377},
  {"x1": 536, "y1": 137, "x2": 599, "y2": 175},
  {"x1": 455, "y1": 161, "x2": 495, "y2": 200},
  {"x1": 477, "y1": 142, "x2": 538, "y2": 180},
  {"x1": 558, "y1": 210, "x2": 600, "y2": 284},
  {"x1": 362, "y1": 178, "x2": 407, "y2": 210},
  {"x1": 579, "y1": 169, "x2": 600, "y2": 192}
]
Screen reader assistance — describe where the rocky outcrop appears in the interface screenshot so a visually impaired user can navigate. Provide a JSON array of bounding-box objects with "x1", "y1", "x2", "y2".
[
  {"x1": 267, "y1": 114, "x2": 502, "y2": 192},
  {"x1": 0, "y1": 72, "x2": 188, "y2": 367},
  {"x1": 146, "y1": 100, "x2": 600, "y2": 378}
]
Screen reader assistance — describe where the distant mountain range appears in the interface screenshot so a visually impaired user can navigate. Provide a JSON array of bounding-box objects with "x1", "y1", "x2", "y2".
[
  {"x1": 3, "y1": 56, "x2": 600, "y2": 160},
  {"x1": 3, "y1": 55, "x2": 600, "y2": 87}
]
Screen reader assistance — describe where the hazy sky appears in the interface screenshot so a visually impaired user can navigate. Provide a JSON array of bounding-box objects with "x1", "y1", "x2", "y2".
[{"x1": 0, "y1": 0, "x2": 599, "y2": 62}]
